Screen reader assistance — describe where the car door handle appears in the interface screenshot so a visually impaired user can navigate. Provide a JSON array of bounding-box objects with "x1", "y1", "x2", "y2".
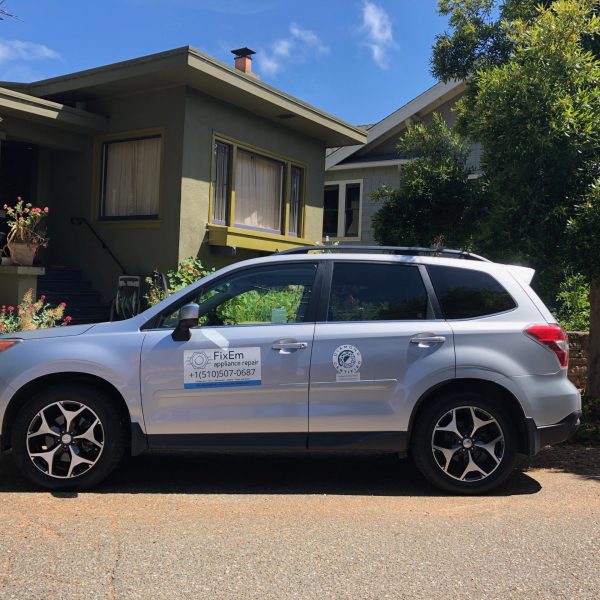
[
  {"x1": 272, "y1": 341, "x2": 308, "y2": 350},
  {"x1": 410, "y1": 335, "x2": 446, "y2": 345}
]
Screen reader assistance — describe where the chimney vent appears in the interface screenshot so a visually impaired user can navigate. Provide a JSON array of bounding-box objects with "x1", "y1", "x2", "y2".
[{"x1": 231, "y1": 47, "x2": 256, "y2": 76}]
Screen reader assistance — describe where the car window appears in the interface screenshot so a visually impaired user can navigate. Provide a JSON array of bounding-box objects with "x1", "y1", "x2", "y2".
[
  {"x1": 427, "y1": 265, "x2": 516, "y2": 319},
  {"x1": 158, "y1": 263, "x2": 318, "y2": 328},
  {"x1": 327, "y1": 262, "x2": 428, "y2": 322}
]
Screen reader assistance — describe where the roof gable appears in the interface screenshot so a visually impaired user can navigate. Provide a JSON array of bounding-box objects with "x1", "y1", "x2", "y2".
[{"x1": 325, "y1": 79, "x2": 465, "y2": 169}]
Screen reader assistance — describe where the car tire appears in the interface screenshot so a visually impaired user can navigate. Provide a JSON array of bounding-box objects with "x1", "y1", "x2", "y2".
[
  {"x1": 11, "y1": 384, "x2": 126, "y2": 491},
  {"x1": 411, "y1": 392, "x2": 517, "y2": 494}
]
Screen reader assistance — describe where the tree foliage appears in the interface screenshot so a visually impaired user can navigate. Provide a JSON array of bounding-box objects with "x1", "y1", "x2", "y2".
[
  {"x1": 430, "y1": 0, "x2": 600, "y2": 394},
  {"x1": 371, "y1": 114, "x2": 481, "y2": 248}
]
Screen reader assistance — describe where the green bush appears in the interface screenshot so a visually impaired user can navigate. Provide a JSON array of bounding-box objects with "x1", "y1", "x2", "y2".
[
  {"x1": 553, "y1": 273, "x2": 590, "y2": 331},
  {"x1": 216, "y1": 287, "x2": 304, "y2": 325},
  {"x1": 572, "y1": 396, "x2": 600, "y2": 445},
  {"x1": 145, "y1": 257, "x2": 214, "y2": 306}
]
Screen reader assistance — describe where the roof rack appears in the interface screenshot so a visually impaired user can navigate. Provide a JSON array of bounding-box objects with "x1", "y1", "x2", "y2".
[{"x1": 277, "y1": 245, "x2": 491, "y2": 262}]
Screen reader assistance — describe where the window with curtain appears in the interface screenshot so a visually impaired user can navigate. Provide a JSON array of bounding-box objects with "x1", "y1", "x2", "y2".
[
  {"x1": 100, "y1": 136, "x2": 161, "y2": 219},
  {"x1": 234, "y1": 149, "x2": 284, "y2": 233},
  {"x1": 213, "y1": 141, "x2": 231, "y2": 224},
  {"x1": 289, "y1": 165, "x2": 304, "y2": 237}
]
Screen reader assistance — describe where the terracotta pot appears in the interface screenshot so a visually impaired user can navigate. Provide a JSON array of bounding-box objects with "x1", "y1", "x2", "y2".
[{"x1": 7, "y1": 242, "x2": 37, "y2": 266}]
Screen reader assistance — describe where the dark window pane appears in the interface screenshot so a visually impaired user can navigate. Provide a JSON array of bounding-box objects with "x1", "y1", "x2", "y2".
[
  {"x1": 344, "y1": 183, "x2": 360, "y2": 237},
  {"x1": 323, "y1": 185, "x2": 339, "y2": 237},
  {"x1": 213, "y1": 141, "x2": 230, "y2": 224},
  {"x1": 328, "y1": 263, "x2": 428, "y2": 322},
  {"x1": 289, "y1": 166, "x2": 303, "y2": 237},
  {"x1": 427, "y1": 265, "x2": 516, "y2": 319}
]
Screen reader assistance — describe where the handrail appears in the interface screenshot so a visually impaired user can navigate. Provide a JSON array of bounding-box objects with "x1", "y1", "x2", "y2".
[{"x1": 70, "y1": 216, "x2": 128, "y2": 274}]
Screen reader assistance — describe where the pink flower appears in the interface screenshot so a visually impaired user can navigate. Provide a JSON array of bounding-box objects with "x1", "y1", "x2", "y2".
[
  {"x1": 58, "y1": 302, "x2": 66, "y2": 308},
  {"x1": 64, "y1": 316, "x2": 72, "y2": 323},
  {"x1": 40, "y1": 295, "x2": 46, "y2": 300},
  {"x1": 7, "y1": 306, "x2": 14, "y2": 312},
  {"x1": 44, "y1": 207, "x2": 49, "y2": 213},
  {"x1": 17, "y1": 196, "x2": 22, "y2": 201}
]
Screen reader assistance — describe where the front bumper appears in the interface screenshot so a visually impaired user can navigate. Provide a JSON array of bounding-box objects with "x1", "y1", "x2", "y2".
[{"x1": 525, "y1": 410, "x2": 582, "y2": 456}]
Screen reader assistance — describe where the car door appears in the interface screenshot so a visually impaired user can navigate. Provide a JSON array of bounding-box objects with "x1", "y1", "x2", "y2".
[
  {"x1": 140, "y1": 261, "x2": 319, "y2": 444},
  {"x1": 308, "y1": 260, "x2": 455, "y2": 443}
]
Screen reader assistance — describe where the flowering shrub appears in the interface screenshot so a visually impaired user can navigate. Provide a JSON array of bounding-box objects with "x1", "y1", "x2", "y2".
[
  {"x1": 3, "y1": 197, "x2": 49, "y2": 249},
  {"x1": 145, "y1": 257, "x2": 214, "y2": 306},
  {"x1": 0, "y1": 289, "x2": 71, "y2": 333}
]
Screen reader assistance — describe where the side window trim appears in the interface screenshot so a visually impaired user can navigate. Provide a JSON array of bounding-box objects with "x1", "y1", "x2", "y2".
[{"x1": 418, "y1": 264, "x2": 443, "y2": 319}]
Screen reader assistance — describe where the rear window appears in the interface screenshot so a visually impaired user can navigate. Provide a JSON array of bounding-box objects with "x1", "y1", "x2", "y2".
[
  {"x1": 327, "y1": 262, "x2": 428, "y2": 321},
  {"x1": 427, "y1": 265, "x2": 516, "y2": 319}
]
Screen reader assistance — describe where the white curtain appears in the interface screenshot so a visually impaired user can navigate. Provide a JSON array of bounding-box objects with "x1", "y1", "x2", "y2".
[
  {"x1": 103, "y1": 137, "x2": 161, "y2": 217},
  {"x1": 234, "y1": 150, "x2": 283, "y2": 232}
]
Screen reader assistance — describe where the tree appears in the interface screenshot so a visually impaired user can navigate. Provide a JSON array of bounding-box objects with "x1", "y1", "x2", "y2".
[
  {"x1": 0, "y1": 1, "x2": 16, "y2": 20},
  {"x1": 371, "y1": 114, "x2": 482, "y2": 248},
  {"x1": 433, "y1": 0, "x2": 600, "y2": 394}
]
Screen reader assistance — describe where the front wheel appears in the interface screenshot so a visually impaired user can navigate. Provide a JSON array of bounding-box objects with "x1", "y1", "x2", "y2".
[
  {"x1": 11, "y1": 384, "x2": 125, "y2": 491},
  {"x1": 411, "y1": 392, "x2": 517, "y2": 494}
]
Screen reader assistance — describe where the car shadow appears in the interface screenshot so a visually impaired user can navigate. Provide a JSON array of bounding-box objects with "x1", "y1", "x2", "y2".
[
  {"x1": 0, "y1": 451, "x2": 542, "y2": 497},
  {"x1": 517, "y1": 443, "x2": 600, "y2": 482}
]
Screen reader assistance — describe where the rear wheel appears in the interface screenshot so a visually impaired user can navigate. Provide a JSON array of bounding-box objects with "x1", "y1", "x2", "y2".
[
  {"x1": 411, "y1": 392, "x2": 517, "y2": 494},
  {"x1": 11, "y1": 384, "x2": 125, "y2": 491}
]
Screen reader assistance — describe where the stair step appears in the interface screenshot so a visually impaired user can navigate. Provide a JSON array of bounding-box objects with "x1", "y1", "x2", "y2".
[
  {"x1": 39, "y1": 268, "x2": 83, "y2": 281},
  {"x1": 42, "y1": 291, "x2": 102, "y2": 306},
  {"x1": 37, "y1": 279, "x2": 93, "y2": 293},
  {"x1": 66, "y1": 305, "x2": 111, "y2": 324}
]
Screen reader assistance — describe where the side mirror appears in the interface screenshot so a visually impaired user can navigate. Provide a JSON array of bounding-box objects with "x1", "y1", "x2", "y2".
[{"x1": 171, "y1": 303, "x2": 200, "y2": 342}]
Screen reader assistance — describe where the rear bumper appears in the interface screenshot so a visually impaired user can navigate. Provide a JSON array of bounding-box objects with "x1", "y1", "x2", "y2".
[{"x1": 525, "y1": 410, "x2": 582, "y2": 456}]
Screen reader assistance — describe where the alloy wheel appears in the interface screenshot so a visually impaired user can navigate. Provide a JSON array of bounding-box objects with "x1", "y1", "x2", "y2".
[
  {"x1": 431, "y1": 405, "x2": 505, "y2": 482},
  {"x1": 26, "y1": 400, "x2": 105, "y2": 479}
]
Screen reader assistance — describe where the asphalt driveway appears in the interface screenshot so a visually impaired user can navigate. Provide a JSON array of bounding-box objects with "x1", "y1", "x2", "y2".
[{"x1": 0, "y1": 446, "x2": 598, "y2": 600}]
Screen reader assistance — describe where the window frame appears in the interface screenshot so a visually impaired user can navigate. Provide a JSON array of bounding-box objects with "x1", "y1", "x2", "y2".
[
  {"x1": 323, "y1": 179, "x2": 363, "y2": 241},
  {"x1": 210, "y1": 133, "x2": 307, "y2": 239},
  {"x1": 96, "y1": 130, "x2": 164, "y2": 223},
  {"x1": 142, "y1": 260, "x2": 327, "y2": 330}
]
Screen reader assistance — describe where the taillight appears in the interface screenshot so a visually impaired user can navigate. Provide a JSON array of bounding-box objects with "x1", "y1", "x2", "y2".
[{"x1": 524, "y1": 324, "x2": 569, "y2": 368}]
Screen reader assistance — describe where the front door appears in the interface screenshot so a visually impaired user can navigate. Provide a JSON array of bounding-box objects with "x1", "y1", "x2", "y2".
[
  {"x1": 140, "y1": 261, "x2": 319, "y2": 442},
  {"x1": 308, "y1": 261, "x2": 455, "y2": 439}
]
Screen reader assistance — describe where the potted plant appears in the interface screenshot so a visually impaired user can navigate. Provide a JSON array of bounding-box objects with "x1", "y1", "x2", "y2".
[{"x1": 3, "y1": 198, "x2": 49, "y2": 266}]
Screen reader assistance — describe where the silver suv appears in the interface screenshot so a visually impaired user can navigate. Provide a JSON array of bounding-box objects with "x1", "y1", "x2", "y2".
[{"x1": 0, "y1": 247, "x2": 581, "y2": 493}]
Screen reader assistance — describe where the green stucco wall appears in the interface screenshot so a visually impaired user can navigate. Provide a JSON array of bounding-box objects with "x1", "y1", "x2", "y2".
[
  {"x1": 38, "y1": 84, "x2": 327, "y2": 302},
  {"x1": 180, "y1": 87, "x2": 326, "y2": 266}
]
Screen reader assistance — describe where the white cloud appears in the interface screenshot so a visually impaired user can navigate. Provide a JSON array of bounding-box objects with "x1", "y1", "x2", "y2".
[
  {"x1": 0, "y1": 39, "x2": 61, "y2": 64},
  {"x1": 360, "y1": 1, "x2": 395, "y2": 69},
  {"x1": 257, "y1": 23, "x2": 329, "y2": 77}
]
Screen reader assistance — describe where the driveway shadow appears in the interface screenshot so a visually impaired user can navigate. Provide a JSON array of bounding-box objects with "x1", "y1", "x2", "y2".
[
  {"x1": 518, "y1": 444, "x2": 600, "y2": 482},
  {"x1": 0, "y1": 451, "x2": 542, "y2": 497}
]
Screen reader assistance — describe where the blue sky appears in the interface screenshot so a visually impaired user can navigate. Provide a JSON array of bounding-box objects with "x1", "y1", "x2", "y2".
[{"x1": 0, "y1": 0, "x2": 448, "y2": 124}]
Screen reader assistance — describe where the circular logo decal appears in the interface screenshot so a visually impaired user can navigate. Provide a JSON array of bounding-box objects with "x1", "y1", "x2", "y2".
[
  {"x1": 188, "y1": 351, "x2": 211, "y2": 369},
  {"x1": 332, "y1": 344, "x2": 362, "y2": 375}
]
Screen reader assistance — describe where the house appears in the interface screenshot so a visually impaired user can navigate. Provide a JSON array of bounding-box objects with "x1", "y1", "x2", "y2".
[
  {"x1": 0, "y1": 46, "x2": 365, "y2": 319},
  {"x1": 323, "y1": 79, "x2": 480, "y2": 244}
]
